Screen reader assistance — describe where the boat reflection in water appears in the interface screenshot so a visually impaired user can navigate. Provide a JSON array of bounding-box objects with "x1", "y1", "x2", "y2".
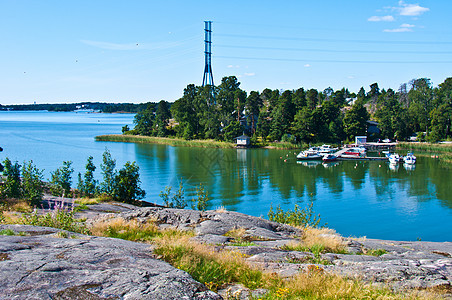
[
  {"x1": 297, "y1": 160, "x2": 322, "y2": 168},
  {"x1": 404, "y1": 163, "x2": 416, "y2": 171},
  {"x1": 389, "y1": 163, "x2": 400, "y2": 171}
]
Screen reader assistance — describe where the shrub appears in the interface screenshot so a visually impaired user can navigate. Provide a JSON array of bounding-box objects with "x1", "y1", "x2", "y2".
[
  {"x1": 21, "y1": 200, "x2": 89, "y2": 234},
  {"x1": 268, "y1": 202, "x2": 322, "y2": 228},
  {"x1": 191, "y1": 183, "x2": 210, "y2": 211}
]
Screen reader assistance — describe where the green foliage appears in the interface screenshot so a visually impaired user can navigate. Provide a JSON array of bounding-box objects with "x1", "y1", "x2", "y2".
[
  {"x1": 268, "y1": 202, "x2": 321, "y2": 228},
  {"x1": 153, "y1": 241, "x2": 263, "y2": 291},
  {"x1": 343, "y1": 100, "x2": 369, "y2": 140},
  {"x1": 22, "y1": 205, "x2": 89, "y2": 234},
  {"x1": 81, "y1": 156, "x2": 97, "y2": 197},
  {"x1": 21, "y1": 160, "x2": 44, "y2": 206},
  {"x1": 113, "y1": 161, "x2": 145, "y2": 203},
  {"x1": 365, "y1": 249, "x2": 387, "y2": 257},
  {"x1": 49, "y1": 161, "x2": 74, "y2": 197},
  {"x1": 191, "y1": 183, "x2": 210, "y2": 211},
  {"x1": 159, "y1": 182, "x2": 186, "y2": 209},
  {"x1": 100, "y1": 149, "x2": 117, "y2": 196},
  {"x1": 0, "y1": 229, "x2": 16, "y2": 236},
  {"x1": 121, "y1": 125, "x2": 130, "y2": 134},
  {"x1": 1, "y1": 158, "x2": 22, "y2": 199}
]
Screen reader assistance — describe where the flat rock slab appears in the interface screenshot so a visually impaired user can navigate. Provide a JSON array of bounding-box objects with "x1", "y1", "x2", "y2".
[{"x1": 0, "y1": 225, "x2": 220, "y2": 300}]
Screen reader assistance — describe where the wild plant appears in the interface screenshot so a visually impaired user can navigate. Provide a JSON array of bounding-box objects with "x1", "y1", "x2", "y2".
[{"x1": 268, "y1": 201, "x2": 322, "y2": 228}]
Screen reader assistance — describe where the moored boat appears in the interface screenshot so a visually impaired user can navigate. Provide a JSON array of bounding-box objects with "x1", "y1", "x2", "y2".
[
  {"x1": 403, "y1": 153, "x2": 416, "y2": 165},
  {"x1": 322, "y1": 154, "x2": 337, "y2": 162},
  {"x1": 342, "y1": 146, "x2": 366, "y2": 157},
  {"x1": 296, "y1": 147, "x2": 322, "y2": 160},
  {"x1": 388, "y1": 153, "x2": 402, "y2": 164},
  {"x1": 319, "y1": 144, "x2": 338, "y2": 155}
]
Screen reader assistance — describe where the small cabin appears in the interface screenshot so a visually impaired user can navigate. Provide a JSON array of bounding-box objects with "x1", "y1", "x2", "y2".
[
  {"x1": 235, "y1": 134, "x2": 251, "y2": 148},
  {"x1": 355, "y1": 136, "x2": 367, "y2": 145}
]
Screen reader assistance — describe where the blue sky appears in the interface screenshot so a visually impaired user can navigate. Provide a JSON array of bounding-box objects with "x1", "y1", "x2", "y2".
[{"x1": 0, "y1": 0, "x2": 451, "y2": 104}]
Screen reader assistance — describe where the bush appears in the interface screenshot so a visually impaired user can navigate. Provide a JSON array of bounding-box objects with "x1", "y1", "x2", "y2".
[{"x1": 268, "y1": 202, "x2": 322, "y2": 228}]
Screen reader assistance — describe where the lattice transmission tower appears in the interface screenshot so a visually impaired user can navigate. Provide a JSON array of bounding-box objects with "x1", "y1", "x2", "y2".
[{"x1": 202, "y1": 21, "x2": 214, "y2": 87}]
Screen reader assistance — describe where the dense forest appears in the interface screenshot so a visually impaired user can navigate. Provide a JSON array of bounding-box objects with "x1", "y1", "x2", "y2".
[
  {"x1": 0, "y1": 102, "x2": 152, "y2": 113},
  {"x1": 129, "y1": 76, "x2": 452, "y2": 144}
]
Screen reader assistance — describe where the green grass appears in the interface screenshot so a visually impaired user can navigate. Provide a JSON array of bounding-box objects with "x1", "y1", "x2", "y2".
[
  {"x1": 95, "y1": 134, "x2": 236, "y2": 148},
  {"x1": 397, "y1": 142, "x2": 452, "y2": 153},
  {"x1": 365, "y1": 248, "x2": 388, "y2": 257}
]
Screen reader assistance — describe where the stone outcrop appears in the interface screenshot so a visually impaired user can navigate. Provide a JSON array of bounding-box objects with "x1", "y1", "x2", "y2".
[
  {"x1": 2, "y1": 204, "x2": 452, "y2": 299},
  {"x1": 107, "y1": 207, "x2": 452, "y2": 293},
  {"x1": 0, "y1": 224, "x2": 220, "y2": 300}
]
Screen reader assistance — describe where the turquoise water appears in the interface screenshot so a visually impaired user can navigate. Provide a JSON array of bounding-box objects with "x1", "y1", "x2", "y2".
[{"x1": 1, "y1": 111, "x2": 451, "y2": 242}]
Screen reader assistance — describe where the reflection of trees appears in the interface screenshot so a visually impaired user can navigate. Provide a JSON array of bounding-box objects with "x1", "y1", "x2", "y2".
[{"x1": 134, "y1": 144, "x2": 452, "y2": 212}]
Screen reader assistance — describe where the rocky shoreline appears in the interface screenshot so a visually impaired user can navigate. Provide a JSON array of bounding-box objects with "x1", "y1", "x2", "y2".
[{"x1": 1, "y1": 200, "x2": 451, "y2": 299}]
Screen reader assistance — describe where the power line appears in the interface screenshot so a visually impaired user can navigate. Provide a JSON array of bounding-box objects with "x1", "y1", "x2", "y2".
[
  {"x1": 215, "y1": 33, "x2": 452, "y2": 45},
  {"x1": 214, "y1": 44, "x2": 452, "y2": 55},
  {"x1": 215, "y1": 55, "x2": 452, "y2": 64}
]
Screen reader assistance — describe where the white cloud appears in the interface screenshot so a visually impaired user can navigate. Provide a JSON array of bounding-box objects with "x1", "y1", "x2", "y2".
[
  {"x1": 396, "y1": 1, "x2": 429, "y2": 16},
  {"x1": 384, "y1": 27, "x2": 413, "y2": 33},
  {"x1": 368, "y1": 15, "x2": 395, "y2": 22},
  {"x1": 304, "y1": 64, "x2": 311, "y2": 68},
  {"x1": 227, "y1": 65, "x2": 240, "y2": 69},
  {"x1": 243, "y1": 72, "x2": 255, "y2": 77},
  {"x1": 401, "y1": 23, "x2": 415, "y2": 28}
]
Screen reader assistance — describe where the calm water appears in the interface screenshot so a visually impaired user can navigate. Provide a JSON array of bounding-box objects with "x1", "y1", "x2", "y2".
[{"x1": 1, "y1": 111, "x2": 451, "y2": 242}]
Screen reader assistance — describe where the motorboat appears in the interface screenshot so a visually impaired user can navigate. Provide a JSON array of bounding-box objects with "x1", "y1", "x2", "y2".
[
  {"x1": 296, "y1": 147, "x2": 322, "y2": 160},
  {"x1": 403, "y1": 153, "x2": 416, "y2": 165},
  {"x1": 388, "y1": 153, "x2": 402, "y2": 164},
  {"x1": 318, "y1": 144, "x2": 338, "y2": 155},
  {"x1": 342, "y1": 146, "x2": 366, "y2": 157},
  {"x1": 322, "y1": 154, "x2": 337, "y2": 162}
]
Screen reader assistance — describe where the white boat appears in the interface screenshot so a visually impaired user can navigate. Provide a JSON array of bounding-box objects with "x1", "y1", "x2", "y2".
[
  {"x1": 318, "y1": 144, "x2": 338, "y2": 155},
  {"x1": 296, "y1": 147, "x2": 322, "y2": 160},
  {"x1": 403, "y1": 153, "x2": 416, "y2": 165},
  {"x1": 342, "y1": 146, "x2": 366, "y2": 157},
  {"x1": 388, "y1": 153, "x2": 402, "y2": 164}
]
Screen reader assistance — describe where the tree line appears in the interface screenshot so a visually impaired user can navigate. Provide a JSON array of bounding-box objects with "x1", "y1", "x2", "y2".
[
  {"x1": 129, "y1": 76, "x2": 452, "y2": 144},
  {"x1": 0, "y1": 150, "x2": 145, "y2": 206}
]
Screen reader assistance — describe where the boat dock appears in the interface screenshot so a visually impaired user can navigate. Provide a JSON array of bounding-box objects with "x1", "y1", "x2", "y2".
[{"x1": 333, "y1": 148, "x2": 388, "y2": 161}]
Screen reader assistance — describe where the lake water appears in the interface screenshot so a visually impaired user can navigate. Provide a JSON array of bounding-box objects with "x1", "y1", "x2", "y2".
[{"x1": 1, "y1": 111, "x2": 451, "y2": 242}]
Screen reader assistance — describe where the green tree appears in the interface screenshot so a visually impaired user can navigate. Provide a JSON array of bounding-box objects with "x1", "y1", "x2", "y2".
[
  {"x1": 21, "y1": 160, "x2": 44, "y2": 206},
  {"x1": 408, "y1": 78, "x2": 434, "y2": 134},
  {"x1": 133, "y1": 103, "x2": 155, "y2": 136},
  {"x1": 50, "y1": 161, "x2": 74, "y2": 197},
  {"x1": 245, "y1": 91, "x2": 262, "y2": 135},
  {"x1": 81, "y1": 156, "x2": 97, "y2": 197},
  {"x1": 343, "y1": 100, "x2": 369, "y2": 140},
  {"x1": 155, "y1": 100, "x2": 171, "y2": 137},
  {"x1": 1, "y1": 158, "x2": 22, "y2": 199},
  {"x1": 100, "y1": 149, "x2": 117, "y2": 196},
  {"x1": 113, "y1": 161, "x2": 145, "y2": 204}
]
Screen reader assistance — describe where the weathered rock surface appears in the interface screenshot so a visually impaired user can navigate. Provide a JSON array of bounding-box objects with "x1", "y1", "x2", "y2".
[
  {"x1": 0, "y1": 224, "x2": 221, "y2": 300},
  {"x1": 3, "y1": 204, "x2": 452, "y2": 299},
  {"x1": 107, "y1": 207, "x2": 452, "y2": 293}
]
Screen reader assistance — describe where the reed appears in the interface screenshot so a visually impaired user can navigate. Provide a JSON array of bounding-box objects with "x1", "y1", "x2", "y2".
[
  {"x1": 397, "y1": 142, "x2": 452, "y2": 153},
  {"x1": 95, "y1": 134, "x2": 236, "y2": 148}
]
